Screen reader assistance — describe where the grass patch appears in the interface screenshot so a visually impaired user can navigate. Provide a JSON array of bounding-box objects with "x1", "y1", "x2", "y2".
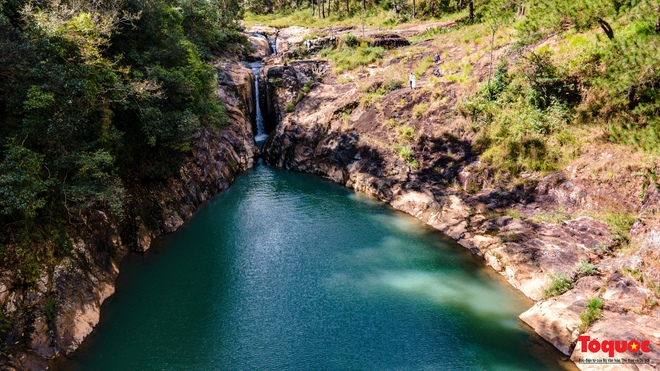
[
  {"x1": 500, "y1": 232, "x2": 521, "y2": 243},
  {"x1": 360, "y1": 92, "x2": 384, "y2": 108},
  {"x1": 531, "y1": 208, "x2": 571, "y2": 224},
  {"x1": 578, "y1": 259, "x2": 597, "y2": 276},
  {"x1": 393, "y1": 144, "x2": 419, "y2": 169},
  {"x1": 543, "y1": 273, "x2": 574, "y2": 298},
  {"x1": 578, "y1": 297, "x2": 603, "y2": 333},
  {"x1": 320, "y1": 44, "x2": 386, "y2": 74},
  {"x1": 397, "y1": 125, "x2": 415, "y2": 141},
  {"x1": 412, "y1": 102, "x2": 429, "y2": 118},
  {"x1": 590, "y1": 210, "x2": 637, "y2": 248},
  {"x1": 414, "y1": 57, "x2": 434, "y2": 78},
  {"x1": 504, "y1": 209, "x2": 521, "y2": 219}
]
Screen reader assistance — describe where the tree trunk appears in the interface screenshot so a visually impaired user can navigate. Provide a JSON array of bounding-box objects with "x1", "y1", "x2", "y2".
[
  {"x1": 488, "y1": 29, "x2": 495, "y2": 87},
  {"x1": 312, "y1": 0, "x2": 315, "y2": 16},
  {"x1": 597, "y1": 18, "x2": 614, "y2": 40},
  {"x1": 655, "y1": 6, "x2": 660, "y2": 34},
  {"x1": 431, "y1": 0, "x2": 436, "y2": 17},
  {"x1": 458, "y1": 0, "x2": 464, "y2": 9},
  {"x1": 328, "y1": 0, "x2": 331, "y2": 17},
  {"x1": 469, "y1": 1, "x2": 474, "y2": 22},
  {"x1": 517, "y1": 5, "x2": 525, "y2": 16},
  {"x1": 322, "y1": 0, "x2": 325, "y2": 18},
  {"x1": 362, "y1": 0, "x2": 366, "y2": 37},
  {"x1": 413, "y1": 0, "x2": 416, "y2": 19},
  {"x1": 346, "y1": 0, "x2": 350, "y2": 13}
]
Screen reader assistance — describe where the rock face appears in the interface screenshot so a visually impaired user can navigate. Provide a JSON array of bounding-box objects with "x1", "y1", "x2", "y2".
[
  {"x1": 304, "y1": 35, "x2": 337, "y2": 52},
  {"x1": 370, "y1": 34, "x2": 411, "y2": 49},
  {"x1": 258, "y1": 60, "x2": 331, "y2": 134},
  {"x1": 1, "y1": 60, "x2": 256, "y2": 370},
  {"x1": 261, "y1": 57, "x2": 660, "y2": 369},
  {"x1": 246, "y1": 32, "x2": 272, "y2": 61},
  {"x1": 275, "y1": 26, "x2": 313, "y2": 55}
]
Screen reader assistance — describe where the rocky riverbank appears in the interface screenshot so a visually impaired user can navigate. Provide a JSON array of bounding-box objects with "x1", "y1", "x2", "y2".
[
  {"x1": 0, "y1": 60, "x2": 257, "y2": 370},
  {"x1": 258, "y1": 25, "x2": 660, "y2": 370}
]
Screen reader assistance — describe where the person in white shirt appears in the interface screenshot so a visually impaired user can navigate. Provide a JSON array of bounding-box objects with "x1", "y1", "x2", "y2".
[{"x1": 409, "y1": 72, "x2": 416, "y2": 90}]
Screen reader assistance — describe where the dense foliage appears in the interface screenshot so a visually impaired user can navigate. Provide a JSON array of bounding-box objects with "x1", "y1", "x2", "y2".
[{"x1": 0, "y1": 0, "x2": 243, "y2": 283}]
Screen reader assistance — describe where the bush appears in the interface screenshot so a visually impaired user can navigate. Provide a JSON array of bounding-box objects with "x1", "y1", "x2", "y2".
[
  {"x1": 45, "y1": 297, "x2": 57, "y2": 323},
  {"x1": 578, "y1": 259, "x2": 597, "y2": 276},
  {"x1": 579, "y1": 297, "x2": 603, "y2": 333},
  {"x1": 345, "y1": 34, "x2": 358, "y2": 47},
  {"x1": 413, "y1": 103, "x2": 429, "y2": 118},
  {"x1": 397, "y1": 125, "x2": 415, "y2": 141},
  {"x1": 361, "y1": 92, "x2": 384, "y2": 108},
  {"x1": 285, "y1": 102, "x2": 295, "y2": 112},
  {"x1": 385, "y1": 78, "x2": 404, "y2": 92},
  {"x1": 543, "y1": 273, "x2": 574, "y2": 298},
  {"x1": 523, "y1": 51, "x2": 581, "y2": 110}
]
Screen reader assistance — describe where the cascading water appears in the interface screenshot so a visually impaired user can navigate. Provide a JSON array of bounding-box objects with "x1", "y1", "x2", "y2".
[
  {"x1": 248, "y1": 62, "x2": 269, "y2": 146},
  {"x1": 268, "y1": 37, "x2": 277, "y2": 54}
]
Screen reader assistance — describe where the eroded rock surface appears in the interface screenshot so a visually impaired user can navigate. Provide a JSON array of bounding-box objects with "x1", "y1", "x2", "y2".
[{"x1": 261, "y1": 54, "x2": 660, "y2": 369}]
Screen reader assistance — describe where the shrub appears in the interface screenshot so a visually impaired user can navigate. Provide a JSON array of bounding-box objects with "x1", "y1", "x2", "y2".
[
  {"x1": 483, "y1": 61, "x2": 511, "y2": 100},
  {"x1": 345, "y1": 34, "x2": 358, "y2": 47},
  {"x1": 361, "y1": 92, "x2": 384, "y2": 108},
  {"x1": 397, "y1": 125, "x2": 415, "y2": 141},
  {"x1": 285, "y1": 102, "x2": 295, "y2": 112},
  {"x1": 45, "y1": 297, "x2": 57, "y2": 323},
  {"x1": 413, "y1": 103, "x2": 429, "y2": 118},
  {"x1": 522, "y1": 51, "x2": 581, "y2": 110},
  {"x1": 385, "y1": 78, "x2": 404, "y2": 92},
  {"x1": 543, "y1": 273, "x2": 574, "y2": 298},
  {"x1": 579, "y1": 297, "x2": 603, "y2": 333},
  {"x1": 578, "y1": 259, "x2": 597, "y2": 276}
]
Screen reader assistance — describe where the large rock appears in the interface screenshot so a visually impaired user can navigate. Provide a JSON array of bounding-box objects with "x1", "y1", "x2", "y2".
[
  {"x1": 520, "y1": 276, "x2": 603, "y2": 356},
  {"x1": 258, "y1": 60, "x2": 330, "y2": 134},
  {"x1": 570, "y1": 312, "x2": 660, "y2": 370},
  {"x1": 276, "y1": 26, "x2": 312, "y2": 54},
  {"x1": 246, "y1": 32, "x2": 272, "y2": 61},
  {"x1": 370, "y1": 33, "x2": 410, "y2": 49},
  {"x1": 304, "y1": 35, "x2": 337, "y2": 52}
]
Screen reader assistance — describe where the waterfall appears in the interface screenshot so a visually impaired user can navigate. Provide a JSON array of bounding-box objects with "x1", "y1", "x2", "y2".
[{"x1": 249, "y1": 62, "x2": 269, "y2": 146}]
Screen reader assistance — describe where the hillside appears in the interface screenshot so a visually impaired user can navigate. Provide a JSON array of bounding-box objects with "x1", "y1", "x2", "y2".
[{"x1": 253, "y1": 1, "x2": 660, "y2": 368}]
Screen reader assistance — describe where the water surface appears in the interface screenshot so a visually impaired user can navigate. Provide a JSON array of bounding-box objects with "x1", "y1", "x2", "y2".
[{"x1": 59, "y1": 163, "x2": 570, "y2": 370}]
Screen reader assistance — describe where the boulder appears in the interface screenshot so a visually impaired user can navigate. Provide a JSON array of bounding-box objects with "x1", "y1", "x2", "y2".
[
  {"x1": 370, "y1": 33, "x2": 410, "y2": 49},
  {"x1": 246, "y1": 33, "x2": 272, "y2": 60}
]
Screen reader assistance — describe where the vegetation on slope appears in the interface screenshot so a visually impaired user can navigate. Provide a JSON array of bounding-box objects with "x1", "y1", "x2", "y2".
[
  {"x1": 257, "y1": 0, "x2": 659, "y2": 182},
  {"x1": 0, "y1": 0, "x2": 244, "y2": 285}
]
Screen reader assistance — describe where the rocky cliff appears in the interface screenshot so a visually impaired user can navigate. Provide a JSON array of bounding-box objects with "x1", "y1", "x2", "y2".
[
  {"x1": 260, "y1": 38, "x2": 660, "y2": 369},
  {"x1": 0, "y1": 60, "x2": 256, "y2": 370}
]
